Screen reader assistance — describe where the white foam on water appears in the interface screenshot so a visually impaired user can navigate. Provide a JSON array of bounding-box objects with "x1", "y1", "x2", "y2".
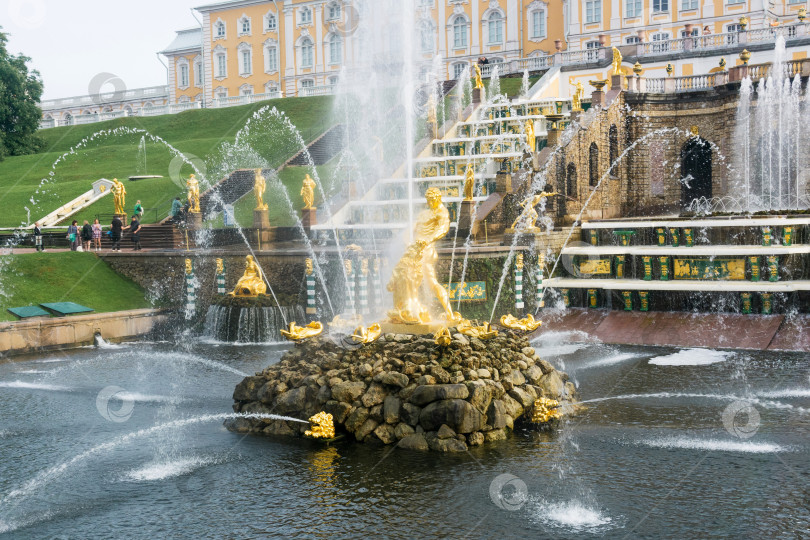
[
  {"x1": 638, "y1": 436, "x2": 787, "y2": 454},
  {"x1": 756, "y1": 388, "x2": 810, "y2": 399},
  {"x1": 531, "y1": 499, "x2": 613, "y2": 532},
  {"x1": 124, "y1": 457, "x2": 216, "y2": 482},
  {"x1": 0, "y1": 381, "x2": 71, "y2": 392},
  {"x1": 533, "y1": 343, "x2": 589, "y2": 357},
  {"x1": 115, "y1": 392, "x2": 184, "y2": 404},
  {"x1": 578, "y1": 353, "x2": 642, "y2": 370},
  {"x1": 33, "y1": 358, "x2": 66, "y2": 364},
  {"x1": 15, "y1": 370, "x2": 49, "y2": 374},
  {"x1": 648, "y1": 348, "x2": 732, "y2": 366}
]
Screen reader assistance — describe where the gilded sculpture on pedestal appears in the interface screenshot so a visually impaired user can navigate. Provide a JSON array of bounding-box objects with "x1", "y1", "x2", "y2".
[
  {"x1": 463, "y1": 163, "x2": 475, "y2": 201},
  {"x1": 215, "y1": 258, "x2": 224, "y2": 275},
  {"x1": 525, "y1": 120, "x2": 536, "y2": 153},
  {"x1": 611, "y1": 47, "x2": 623, "y2": 76},
  {"x1": 184, "y1": 258, "x2": 193, "y2": 275},
  {"x1": 111, "y1": 178, "x2": 126, "y2": 215},
  {"x1": 510, "y1": 192, "x2": 558, "y2": 231},
  {"x1": 254, "y1": 168, "x2": 268, "y2": 210},
  {"x1": 474, "y1": 64, "x2": 484, "y2": 90},
  {"x1": 186, "y1": 174, "x2": 201, "y2": 213},
  {"x1": 305, "y1": 258, "x2": 314, "y2": 276},
  {"x1": 230, "y1": 255, "x2": 267, "y2": 297},
  {"x1": 301, "y1": 174, "x2": 316, "y2": 210},
  {"x1": 388, "y1": 188, "x2": 460, "y2": 324},
  {"x1": 569, "y1": 78, "x2": 584, "y2": 111}
]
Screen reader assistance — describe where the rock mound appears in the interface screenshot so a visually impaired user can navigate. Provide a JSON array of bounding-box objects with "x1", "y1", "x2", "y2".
[{"x1": 226, "y1": 331, "x2": 577, "y2": 451}]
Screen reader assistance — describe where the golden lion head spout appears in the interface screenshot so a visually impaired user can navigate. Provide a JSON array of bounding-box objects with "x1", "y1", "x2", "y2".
[{"x1": 305, "y1": 412, "x2": 335, "y2": 439}]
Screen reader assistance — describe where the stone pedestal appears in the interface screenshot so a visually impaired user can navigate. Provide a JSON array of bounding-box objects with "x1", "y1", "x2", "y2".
[
  {"x1": 187, "y1": 211, "x2": 203, "y2": 230},
  {"x1": 427, "y1": 120, "x2": 438, "y2": 139},
  {"x1": 570, "y1": 110, "x2": 582, "y2": 123},
  {"x1": 472, "y1": 87, "x2": 482, "y2": 104},
  {"x1": 591, "y1": 90, "x2": 606, "y2": 108},
  {"x1": 302, "y1": 207, "x2": 317, "y2": 230},
  {"x1": 253, "y1": 208, "x2": 270, "y2": 229},
  {"x1": 547, "y1": 128, "x2": 562, "y2": 147},
  {"x1": 113, "y1": 213, "x2": 127, "y2": 226},
  {"x1": 457, "y1": 200, "x2": 476, "y2": 235},
  {"x1": 495, "y1": 171, "x2": 513, "y2": 194},
  {"x1": 611, "y1": 74, "x2": 624, "y2": 91}
]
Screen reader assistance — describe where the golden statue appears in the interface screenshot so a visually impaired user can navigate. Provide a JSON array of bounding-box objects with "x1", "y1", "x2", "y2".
[
  {"x1": 611, "y1": 47, "x2": 623, "y2": 76},
  {"x1": 301, "y1": 174, "x2": 316, "y2": 210},
  {"x1": 184, "y1": 258, "x2": 193, "y2": 275},
  {"x1": 569, "y1": 78, "x2": 584, "y2": 111},
  {"x1": 111, "y1": 178, "x2": 126, "y2": 215},
  {"x1": 525, "y1": 120, "x2": 536, "y2": 153},
  {"x1": 387, "y1": 188, "x2": 459, "y2": 324},
  {"x1": 230, "y1": 255, "x2": 267, "y2": 297},
  {"x1": 474, "y1": 64, "x2": 484, "y2": 90},
  {"x1": 305, "y1": 258, "x2": 314, "y2": 276},
  {"x1": 427, "y1": 93, "x2": 437, "y2": 124},
  {"x1": 463, "y1": 163, "x2": 475, "y2": 201},
  {"x1": 254, "y1": 168, "x2": 267, "y2": 211},
  {"x1": 510, "y1": 192, "x2": 558, "y2": 231},
  {"x1": 352, "y1": 323, "x2": 382, "y2": 344},
  {"x1": 500, "y1": 313, "x2": 543, "y2": 332},
  {"x1": 434, "y1": 327, "x2": 452, "y2": 347},
  {"x1": 215, "y1": 258, "x2": 224, "y2": 275},
  {"x1": 186, "y1": 174, "x2": 201, "y2": 213},
  {"x1": 305, "y1": 412, "x2": 335, "y2": 439},
  {"x1": 280, "y1": 321, "x2": 324, "y2": 341},
  {"x1": 457, "y1": 319, "x2": 498, "y2": 340},
  {"x1": 531, "y1": 397, "x2": 562, "y2": 423}
]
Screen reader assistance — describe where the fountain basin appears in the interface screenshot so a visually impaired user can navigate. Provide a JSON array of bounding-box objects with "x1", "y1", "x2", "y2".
[{"x1": 227, "y1": 331, "x2": 577, "y2": 451}]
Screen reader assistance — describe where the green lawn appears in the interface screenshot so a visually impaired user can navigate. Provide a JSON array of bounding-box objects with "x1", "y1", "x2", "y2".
[
  {"x1": 0, "y1": 96, "x2": 334, "y2": 228},
  {"x1": 0, "y1": 252, "x2": 151, "y2": 322}
]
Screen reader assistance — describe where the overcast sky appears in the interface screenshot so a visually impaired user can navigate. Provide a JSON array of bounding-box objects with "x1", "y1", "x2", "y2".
[{"x1": 4, "y1": 0, "x2": 201, "y2": 100}]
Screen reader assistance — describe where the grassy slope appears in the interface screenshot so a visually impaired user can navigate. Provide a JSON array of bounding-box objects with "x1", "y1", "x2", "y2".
[
  {"x1": 0, "y1": 252, "x2": 151, "y2": 322},
  {"x1": 0, "y1": 96, "x2": 334, "y2": 228}
]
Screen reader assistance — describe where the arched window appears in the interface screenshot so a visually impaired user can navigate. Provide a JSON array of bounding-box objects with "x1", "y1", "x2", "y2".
[
  {"x1": 300, "y1": 7, "x2": 312, "y2": 25},
  {"x1": 452, "y1": 15, "x2": 468, "y2": 48},
  {"x1": 487, "y1": 12, "x2": 504, "y2": 44},
  {"x1": 566, "y1": 163, "x2": 577, "y2": 197},
  {"x1": 328, "y1": 34, "x2": 343, "y2": 65},
  {"x1": 265, "y1": 12, "x2": 277, "y2": 32},
  {"x1": 420, "y1": 21, "x2": 434, "y2": 52},
  {"x1": 238, "y1": 15, "x2": 251, "y2": 36},
  {"x1": 214, "y1": 20, "x2": 226, "y2": 39},
  {"x1": 265, "y1": 43, "x2": 279, "y2": 72},
  {"x1": 300, "y1": 37, "x2": 314, "y2": 68},
  {"x1": 327, "y1": 2, "x2": 341, "y2": 21},
  {"x1": 177, "y1": 61, "x2": 189, "y2": 88},
  {"x1": 608, "y1": 125, "x2": 618, "y2": 174},
  {"x1": 238, "y1": 43, "x2": 252, "y2": 75},
  {"x1": 589, "y1": 143, "x2": 599, "y2": 187}
]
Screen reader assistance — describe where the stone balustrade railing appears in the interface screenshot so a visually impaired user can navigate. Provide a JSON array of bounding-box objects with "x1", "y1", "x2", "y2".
[{"x1": 625, "y1": 58, "x2": 810, "y2": 94}]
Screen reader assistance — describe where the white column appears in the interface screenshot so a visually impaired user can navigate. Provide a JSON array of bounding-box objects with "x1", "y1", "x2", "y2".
[
  {"x1": 610, "y1": 0, "x2": 621, "y2": 32},
  {"x1": 438, "y1": 1, "x2": 447, "y2": 63},
  {"x1": 568, "y1": 0, "x2": 581, "y2": 49},
  {"x1": 202, "y1": 13, "x2": 213, "y2": 103},
  {"x1": 284, "y1": 3, "x2": 296, "y2": 95},
  {"x1": 472, "y1": 0, "x2": 480, "y2": 55},
  {"x1": 315, "y1": 4, "x2": 324, "y2": 77},
  {"x1": 507, "y1": 0, "x2": 520, "y2": 56}
]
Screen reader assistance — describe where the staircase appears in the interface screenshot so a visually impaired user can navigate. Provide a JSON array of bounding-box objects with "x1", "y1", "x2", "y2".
[
  {"x1": 200, "y1": 169, "x2": 257, "y2": 216},
  {"x1": 99, "y1": 223, "x2": 189, "y2": 250},
  {"x1": 287, "y1": 124, "x2": 346, "y2": 166}
]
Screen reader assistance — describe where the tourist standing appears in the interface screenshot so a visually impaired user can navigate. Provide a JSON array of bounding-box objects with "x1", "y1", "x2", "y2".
[
  {"x1": 33, "y1": 222, "x2": 43, "y2": 252},
  {"x1": 133, "y1": 200, "x2": 144, "y2": 220},
  {"x1": 92, "y1": 218, "x2": 102, "y2": 252},
  {"x1": 67, "y1": 220, "x2": 79, "y2": 251},
  {"x1": 81, "y1": 220, "x2": 93, "y2": 252},
  {"x1": 110, "y1": 215, "x2": 123, "y2": 252},
  {"x1": 171, "y1": 197, "x2": 182, "y2": 223},
  {"x1": 128, "y1": 215, "x2": 142, "y2": 251}
]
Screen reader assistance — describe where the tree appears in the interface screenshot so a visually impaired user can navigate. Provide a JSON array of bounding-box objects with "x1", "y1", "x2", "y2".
[{"x1": 0, "y1": 26, "x2": 43, "y2": 160}]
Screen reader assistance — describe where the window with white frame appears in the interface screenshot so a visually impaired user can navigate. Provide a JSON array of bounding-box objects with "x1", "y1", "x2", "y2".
[
  {"x1": 420, "y1": 21, "x2": 434, "y2": 52},
  {"x1": 238, "y1": 16, "x2": 251, "y2": 36},
  {"x1": 329, "y1": 76, "x2": 338, "y2": 86},
  {"x1": 300, "y1": 7, "x2": 312, "y2": 25},
  {"x1": 214, "y1": 20, "x2": 225, "y2": 39},
  {"x1": 586, "y1": 40, "x2": 600, "y2": 61},
  {"x1": 178, "y1": 62, "x2": 189, "y2": 88},
  {"x1": 681, "y1": 0, "x2": 698, "y2": 9},
  {"x1": 585, "y1": 1, "x2": 601, "y2": 23},
  {"x1": 194, "y1": 59, "x2": 203, "y2": 86},
  {"x1": 327, "y1": 3, "x2": 341, "y2": 21},
  {"x1": 788, "y1": 0, "x2": 804, "y2": 4},
  {"x1": 651, "y1": 32, "x2": 670, "y2": 52},
  {"x1": 452, "y1": 15, "x2": 468, "y2": 48},
  {"x1": 300, "y1": 37, "x2": 314, "y2": 68},
  {"x1": 530, "y1": 10, "x2": 546, "y2": 38},
  {"x1": 265, "y1": 12, "x2": 277, "y2": 31},
  {"x1": 681, "y1": 28, "x2": 699, "y2": 37},
  {"x1": 625, "y1": 35, "x2": 640, "y2": 44},
  {"x1": 239, "y1": 45, "x2": 252, "y2": 75},
  {"x1": 301, "y1": 79, "x2": 314, "y2": 89},
  {"x1": 727, "y1": 23, "x2": 743, "y2": 32},
  {"x1": 626, "y1": 0, "x2": 642, "y2": 17},
  {"x1": 265, "y1": 44, "x2": 278, "y2": 72},
  {"x1": 653, "y1": 0, "x2": 669, "y2": 13},
  {"x1": 215, "y1": 52, "x2": 227, "y2": 78},
  {"x1": 240, "y1": 84, "x2": 253, "y2": 96},
  {"x1": 265, "y1": 82, "x2": 279, "y2": 95},
  {"x1": 215, "y1": 87, "x2": 227, "y2": 99},
  {"x1": 452, "y1": 62, "x2": 467, "y2": 79},
  {"x1": 726, "y1": 0, "x2": 744, "y2": 4},
  {"x1": 488, "y1": 11, "x2": 504, "y2": 44},
  {"x1": 418, "y1": 0, "x2": 433, "y2": 7},
  {"x1": 329, "y1": 34, "x2": 342, "y2": 65}
]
